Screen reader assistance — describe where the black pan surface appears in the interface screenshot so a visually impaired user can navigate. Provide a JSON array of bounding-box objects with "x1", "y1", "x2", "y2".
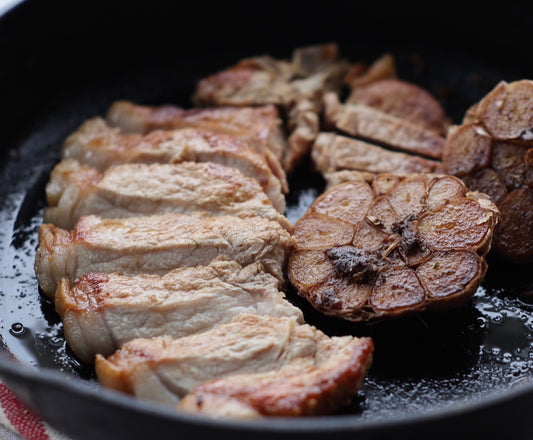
[{"x1": 2, "y1": 1, "x2": 533, "y2": 439}]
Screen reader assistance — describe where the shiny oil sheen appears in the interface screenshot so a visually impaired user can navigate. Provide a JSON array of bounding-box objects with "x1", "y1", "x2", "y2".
[{"x1": 1, "y1": 49, "x2": 533, "y2": 422}]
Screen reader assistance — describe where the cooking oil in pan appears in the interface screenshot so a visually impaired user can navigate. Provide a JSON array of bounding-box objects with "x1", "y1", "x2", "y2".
[
  {"x1": 3, "y1": 162, "x2": 533, "y2": 417},
  {"x1": 351, "y1": 283, "x2": 533, "y2": 418},
  {"x1": 0, "y1": 176, "x2": 96, "y2": 379}
]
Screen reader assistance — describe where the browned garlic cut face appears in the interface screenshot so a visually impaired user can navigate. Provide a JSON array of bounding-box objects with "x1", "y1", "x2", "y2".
[
  {"x1": 288, "y1": 175, "x2": 499, "y2": 322},
  {"x1": 443, "y1": 79, "x2": 533, "y2": 262}
]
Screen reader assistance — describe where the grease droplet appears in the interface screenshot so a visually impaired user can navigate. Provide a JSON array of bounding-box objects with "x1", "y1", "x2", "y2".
[
  {"x1": 9, "y1": 322, "x2": 26, "y2": 337},
  {"x1": 49, "y1": 336, "x2": 63, "y2": 347}
]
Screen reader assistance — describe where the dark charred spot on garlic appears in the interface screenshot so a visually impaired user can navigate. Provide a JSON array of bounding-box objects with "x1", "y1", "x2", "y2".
[
  {"x1": 390, "y1": 216, "x2": 424, "y2": 256},
  {"x1": 326, "y1": 246, "x2": 380, "y2": 283}
]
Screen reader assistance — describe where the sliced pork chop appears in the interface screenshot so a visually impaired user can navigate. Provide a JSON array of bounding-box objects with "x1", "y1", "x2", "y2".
[
  {"x1": 346, "y1": 78, "x2": 450, "y2": 135},
  {"x1": 61, "y1": 118, "x2": 287, "y2": 212},
  {"x1": 35, "y1": 213, "x2": 293, "y2": 298},
  {"x1": 324, "y1": 93, "x2": 445, "y2": 159},
  {"x1": 312, "y1": 133, "x2": 442, "y2": 175},
  {"x1": 95, "y1": 313, "x2": 374, "y2": 414},
  {"x1": 106, "y1": 101, "x2": 288, "y2": 165},
  {"x1": 344, "y1": 53, "x2": 397, "y2": 89},
  {"x1": 193, "y1": 43, "x2": 351, "y2": 172},
  {"x1": 44, "y1": 160, "x2": 291, "y2": 231},
  {"x1": 323, "y1": 170, "x2": 375, "y2": 189},
  {"x1": 55, "y1": 259, "x2": 303, "y2": 363},
  {"x1": 192, "y1": 44, "x2": 347, "y2": 108},
  {"x1": 179, "y1": 334, "x2": 373, "y2": 418}
]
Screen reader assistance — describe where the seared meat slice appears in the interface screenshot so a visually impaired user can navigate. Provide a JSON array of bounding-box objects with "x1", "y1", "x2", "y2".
[
  {"x1": 179, "y1": 333, "x2": 373, "y2": 418},
  {"x1": 346, "y1": 78, "x2": 450, "y2": 135},
  {"x1": 106, "y1": 101, "x2": 288, "y2": 165},
  {"x1": 44, "y1": 160, "x2": 291, "y2": 231},
  {"x1": 312, "y1": 133, "x2": 442, "y2": 175},
  {"x1": 61, "y1": 118, "x2": 287, "y2": 212},
  {"x1": 443, "y1": 80, "x2": 533, "y2": 261},
  {"x1": 35, "y1": 213, "x2": 293, "y2": 298},
  {"x1": 314, "y1": 64, "x2": 448, "y2": 181},
  {"x1": 193, "y1": 43, "x2": 351, "y2": 172},
  {"x1": 95, "y1": 313, "x2": 374, "y2": 414},
  {"x1": 323, "y1": 170, "x2": 441, "y2": 191},
  {"x1": 324, "y1": 92, "x2": 445, "y2": 159},
  {"x1": 324, "y1": 170, "x2": 375, "y2": 189},
  {"x1": 288, "y1": 175, "x2": 499, "y2": 322},
  {"x1": 55, "y1": 259, "x2": 303, "y2": 363},
  {"x1": 193, "y1": 44, "x2": 346, "y2": 108},
  {"x1": 344, "y1": 53, "x2": 397, "y2": 89},
  {"x1": 193, "y1": 56, "x2": 293, "y2": 107}
]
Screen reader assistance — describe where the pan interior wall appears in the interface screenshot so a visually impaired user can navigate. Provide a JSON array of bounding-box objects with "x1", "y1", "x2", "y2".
[{"x1": 2, "y1": 0, "x2": 533, "y2": 422}]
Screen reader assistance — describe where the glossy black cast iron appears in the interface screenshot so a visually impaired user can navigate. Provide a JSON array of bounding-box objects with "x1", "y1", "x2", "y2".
[{"x1": 1, "y1": 1, "x2": 533, "y2": 439}]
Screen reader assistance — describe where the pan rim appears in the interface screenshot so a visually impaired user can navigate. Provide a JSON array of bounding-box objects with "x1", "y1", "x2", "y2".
[
  {"x1": 2, "y1": 2, "x2": 533, "y2": 436},
  {"x1": 1, "y1": 351, "x2": 532, "y2": 435},
  {"x1": 0, "y1": 0, "x2": 24, "y2": 18}
]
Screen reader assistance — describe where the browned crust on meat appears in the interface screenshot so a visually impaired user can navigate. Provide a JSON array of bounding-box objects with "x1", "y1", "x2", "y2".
[
  {"x1": 95, "y1": 313, "x2": 373, "y2": 412},
  {"x1": 106, "y1": 101, "x2": 288, "y2": 165},
  {"x1": 34, "y1": 224, "x2": 73, "y2": 298},
  {"x1": 347, "y1": 78, "x2": 450, "y2": 135},
  {"x1": 192, "y1": 44, "x2": 352, "y2": 174},
  {"x1": 178, "y1": 337, "x2": 374, "y2": 417},
  {"x1": 344, "y1": 53, "x2": 397, "y2": 89},
  {"x1": 62, "y1": 119, "x2": 288, "y2": 211},
  {"x1": 312, "y1": 133, "x2": 442, "y2": 175},
  {"x1": 55, "y1": 274, "x2": 110, "y2": 315},
  {"x1": 327, "y1": 101, "x2": 445, "y2": 159}
]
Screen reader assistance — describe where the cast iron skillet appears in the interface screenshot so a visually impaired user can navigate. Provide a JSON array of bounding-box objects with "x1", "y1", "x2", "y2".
[{"x1": 2, "y1": 1, "x2": 533, "y2": 439}]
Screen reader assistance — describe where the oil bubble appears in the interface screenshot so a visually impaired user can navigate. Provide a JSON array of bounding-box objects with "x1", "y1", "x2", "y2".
[
  {"x1": 9, "y1": 322, "x2": 27, "y2": 337},
  {"x1": 49, "y1": 336, "x2": 63, "y2": 347},
  {"x1": 502, "y1": 352, "x2": 513, "y2": 363}
]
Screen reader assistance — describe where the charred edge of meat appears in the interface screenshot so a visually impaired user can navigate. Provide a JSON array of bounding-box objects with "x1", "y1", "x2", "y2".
[
  {"x1": 390, "y1": 215, "x2": 424, "y2": 256},
  {"x1": 325, "y1": 246, "x2": 380, "y2": 283}
]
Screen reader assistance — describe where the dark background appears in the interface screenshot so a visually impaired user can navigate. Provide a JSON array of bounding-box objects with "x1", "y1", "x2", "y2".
[
  {"x1": 1, "y1": 0, "x2": 533, "y2": 156},
  {"x1": 1, "y1": 3, "x2": 533, "y2": 439}
]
